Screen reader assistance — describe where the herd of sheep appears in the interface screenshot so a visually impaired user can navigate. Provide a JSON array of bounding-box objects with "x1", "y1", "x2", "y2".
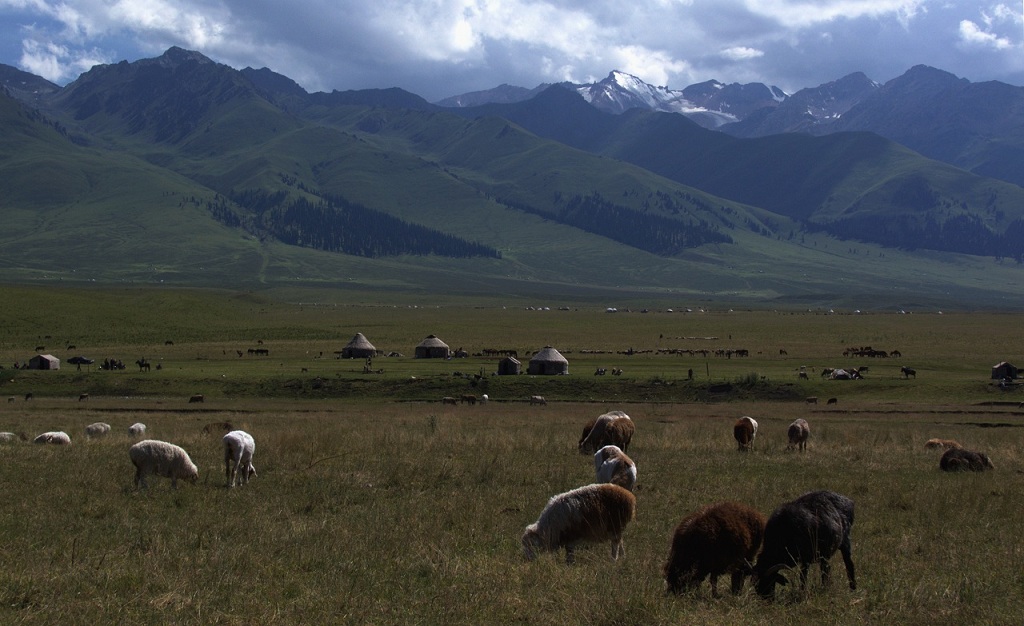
[
  {"x1": 521, "y1": 409, "x2": 994, "y2": 600},
  {"x1": 1, "y1": 403, "x2": 996, "y2": 600},
  {"x1": 1, "y1": 420, "x2": 257, "y2": 490}
]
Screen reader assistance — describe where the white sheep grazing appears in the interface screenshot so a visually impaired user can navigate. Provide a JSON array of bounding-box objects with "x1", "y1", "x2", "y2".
[
  {"x1": 128, "y1": 422, "x2": 146, "y2": 436},
  {"x1": 84, "y1": 422, "x2": 112, "y2": 438},
  {"x1": 593, "y1": 445, "x2": 637, "y2": 491},
  {"x1": 33, "y1": 431, "x2": 71, "y2": 445},
  {"x1": 0, "y1": 432, "x2": 26, "y2": 443},
  {"x1": 522, "y1": 483, "x2": 636, "y2": 564},
  {"x1": 129, "y1": 439, "x2": 199, "y2": 489},
  {"x1": 223, "y1": 430, "x2": 257, "y2": 487}
]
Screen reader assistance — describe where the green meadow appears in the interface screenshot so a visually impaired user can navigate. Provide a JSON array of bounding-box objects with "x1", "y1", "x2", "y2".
[{"x1": 1, "y1": 286, "x2": 1022, "y2": 624}]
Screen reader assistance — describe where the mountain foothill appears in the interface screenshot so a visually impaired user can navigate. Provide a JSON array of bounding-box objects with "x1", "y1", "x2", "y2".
[{"x1": 3, "y1": 47, "x2": 1024, "y2": 306}]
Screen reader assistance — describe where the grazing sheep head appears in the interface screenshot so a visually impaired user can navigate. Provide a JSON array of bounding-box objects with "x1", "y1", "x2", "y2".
[
  {"x1": 754, "y1": 563, "x2": 790, "y2": 598},
  {"x1": 521, "y1": 526, "x2": 542, "y2": 561},
  {"x1": 664, "y1": 566, "x2": 698, "y2": 594}
]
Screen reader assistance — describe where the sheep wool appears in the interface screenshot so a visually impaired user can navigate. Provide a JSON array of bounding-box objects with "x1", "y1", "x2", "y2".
[
  {"x1": 33, "y1": 431, "x2": 71, "y2": 445},
  {"x1": 84, "y1": 422, "x2": 112, "y2": 438},
  {"x1": 129, "y1": 440, "x2": 199, "y2": 489},
  {"x1": 664, "y1": 501, "x2": 766, "y2": 596},
  {"x1": 223, "y1": 430, "x2": 257, "y2": 487},
  {"x1": 522, "y1": 483, "x2": 636, "y2": 564},
  {"x1": 578, "y1": 411, "x2": 634, "y2": 454},
  {"x1": 593, "y1": 445, "x2": 637, "y2": 491}
]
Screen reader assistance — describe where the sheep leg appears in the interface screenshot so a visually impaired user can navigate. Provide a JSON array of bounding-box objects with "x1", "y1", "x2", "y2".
[
  {"x1": 819, "y1": 557, "x2": 832, "y2": 587},
  {"x1": 730, "y1": 570, "x2": 746, "y2": 594},
  {"x1": 610, "y1": 535, "x2": 625, "y2": 561},
  {"x1": 708, "y1": 573, "x2": 720, "y2": 598},
  {"x1": 564, "y1": 545, "x2": 576, "y2": 565},
  {"x1": 799, "y1": 563, "x2": 811, "y2": 590},
  {"x1": 840, "y1": 542, "x2": 857, "y2": 590}
]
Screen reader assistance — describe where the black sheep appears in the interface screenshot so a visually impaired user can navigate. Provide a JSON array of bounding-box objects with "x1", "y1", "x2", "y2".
[
  {"x1": 940, "y1": 447, "x2": 994, "y2": 472},
  {"x1": 753, "y1": 490, "x2": 856, "y2": 598}
]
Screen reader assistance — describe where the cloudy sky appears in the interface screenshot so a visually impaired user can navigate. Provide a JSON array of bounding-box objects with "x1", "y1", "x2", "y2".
[{"x1": 1, "y1": 0, "x2": 1022, "y2": 101}]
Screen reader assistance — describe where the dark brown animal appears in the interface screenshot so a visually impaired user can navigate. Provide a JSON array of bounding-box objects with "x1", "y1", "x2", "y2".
[
  {"x1": 940, "y1": 447, "x2": 994, "y2": 471},
  {"x1": 733, "y1": 416, "x2": 757, "y2": 452},
  {"x1": 664, "y1": 501, "x2": 766, "y2": 596},
  {"x1": 188, "y1": 394, "x2": 205, "y2": 403}
]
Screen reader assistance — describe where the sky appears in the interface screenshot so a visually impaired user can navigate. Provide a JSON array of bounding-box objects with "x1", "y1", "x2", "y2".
[{"x1": 1, "y1": 0, "x2": 1022, "y2": 102}]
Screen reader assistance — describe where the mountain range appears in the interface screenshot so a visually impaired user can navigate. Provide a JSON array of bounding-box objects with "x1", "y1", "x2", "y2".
[
  {"x1": 438, "y1": 67, "x2": 1024, "y2": 189},
  {"x1": 3, "y1": 47, "x2": 1024, "y2": 307}
]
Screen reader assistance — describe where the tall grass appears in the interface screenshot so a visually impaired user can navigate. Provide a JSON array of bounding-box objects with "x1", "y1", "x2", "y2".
[{"x1": 0, "y1": 400, "x2": 1021, "y2": 624}]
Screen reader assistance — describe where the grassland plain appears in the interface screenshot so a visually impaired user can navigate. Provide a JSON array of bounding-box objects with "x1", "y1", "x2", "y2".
[
  {"x1": 0, "y1": 401, "x2": 1021, "y2": 625},
  {"x1": 0, "y1": 286, "x2": 1023, "y2": 624}
]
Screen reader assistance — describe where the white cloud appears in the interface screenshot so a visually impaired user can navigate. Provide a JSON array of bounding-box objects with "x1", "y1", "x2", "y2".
[
  {"x1": 18, "y1": 35, "x2": 109, "y2": 81},
  {"x1": 720, "y1": 46, "x2": 765, "y2": 60},
  {"x1": 2, "y1": 0, "x2": 1024, "y2": 99},
  {"x1": 742, "y1": 0, "x2": 927, "y2": 29},
  {"x1": 605, "y1": 45, "x2": 692, "y2": 86},
  {"x1": 958, "y1": 19, "x2": 1013, "y2": 49}
]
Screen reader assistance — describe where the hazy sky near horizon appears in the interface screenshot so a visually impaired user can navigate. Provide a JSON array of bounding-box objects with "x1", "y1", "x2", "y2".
[{"x1": 1, "y1": 0, "x2": 1022, "y2": 101}]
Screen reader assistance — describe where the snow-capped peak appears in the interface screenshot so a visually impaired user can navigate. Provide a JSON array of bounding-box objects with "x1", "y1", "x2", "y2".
[{"x1": 572, "y1": 70, "x2": 786, "y2": 128}]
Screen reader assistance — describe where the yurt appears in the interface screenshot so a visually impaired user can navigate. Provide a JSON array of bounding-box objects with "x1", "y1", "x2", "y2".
[
  {"x1": 27, "y1": 354, "x2": 60, "y2": 370},
  {"x1": 992, "y1": 361, "x2": 1018, "y2": 380},
  {"x1": 415, "y1": 335, "x2": 451, "y2": 359},
  {"x1": 497, "y1": 356, "x2": 521, "y2": 376},
  {"x1": 341, "y1": 333, "x2": 377, "y2": 359},
  {"x1": 528, "y1": 346, "x2": 568, "y2": 375}
]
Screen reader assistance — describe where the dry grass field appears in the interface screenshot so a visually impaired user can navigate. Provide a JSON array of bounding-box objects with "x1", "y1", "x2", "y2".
[
  {"x1": 1, "y1": 398, "x2": 1021, "y2": 625},
  {"x1": 1, "y1": 287, "x2": 1023, "y2": 624}
]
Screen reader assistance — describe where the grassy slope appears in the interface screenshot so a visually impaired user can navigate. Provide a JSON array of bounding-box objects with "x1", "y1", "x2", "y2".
[{"x1": 6, "y1": 86, "x2": 1024, "y2": 305}]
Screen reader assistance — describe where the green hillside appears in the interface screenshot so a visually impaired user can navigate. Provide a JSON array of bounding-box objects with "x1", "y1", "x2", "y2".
[{"x1": 4, "y1": 49, "x2": 1024, "y2": 308}]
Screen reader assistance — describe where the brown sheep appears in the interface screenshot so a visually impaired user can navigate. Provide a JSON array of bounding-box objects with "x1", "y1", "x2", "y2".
[
  {"x1": 787, "y1": 418, "x2": 810, "y2": 452},
  {"x1": 578, "y1": 411, "x2": 635, "y2": 454},
  {"x1": 733, "y1": 416, "x2": 757, "y2": 452},
  {"x1": 664, "y1": 501, "x2": 766, "y2": 596}
]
